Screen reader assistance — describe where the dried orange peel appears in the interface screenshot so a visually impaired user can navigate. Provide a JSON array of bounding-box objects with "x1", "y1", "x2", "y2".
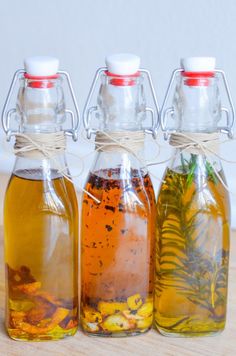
[
  {"x1": 127, "y1": 293, "x2": 143, "y2": 310},
  {"x1": 14, "y1": 282, "x2": 41, "y2": 295},
  {"x1": 12, "y1": 307, "x2": 69, "y2": 334},
  {"x1": 82, "y1": 294, "x2": 154, "y2": 333},
  {"x1": 98, "y1": 301, "x2": 128, "y2": 315}
]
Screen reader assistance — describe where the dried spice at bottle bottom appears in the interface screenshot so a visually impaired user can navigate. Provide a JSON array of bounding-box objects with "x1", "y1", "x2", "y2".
[
  {"x1": 81, "y1": 168, "x2": 156, "y2": 336},
  {"x1": 6, "y1": 264, "x2": 78, "y2": 340}
]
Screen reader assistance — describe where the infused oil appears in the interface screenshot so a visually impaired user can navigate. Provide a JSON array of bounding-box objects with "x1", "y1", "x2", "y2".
[
  {"x1": 4, "y1": 170, "x2": 78, "y2": 340},
  {"x1": 81, "y1": 168, "x2": 156, "y2": 336},
  {"x1": 155, "y1": 158, "x2": 229, "y2": 336}
]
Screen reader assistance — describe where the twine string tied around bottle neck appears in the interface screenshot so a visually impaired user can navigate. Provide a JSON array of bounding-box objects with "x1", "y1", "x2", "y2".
[
  {"x1": 12, "y1": 130, "x2": 151, "y2": 203},
  {"x1": 14, "y1": 131, "x2": 66, "y2": 158},
  {"x1": 169, "y1": 132, "x2": 220, "y2": 155},
  {"x1": 92, "y1": 129, "x2": 165, "y2": 183},
  {"x1": 168, "y1": 131, "x2": 234, "y2": 192},
  {"x1": 13, "y1": 131, "x2": 101, "y2": 203},
  {"x1": 95, "y1": 130, "x2": 145, "y2": 154}
]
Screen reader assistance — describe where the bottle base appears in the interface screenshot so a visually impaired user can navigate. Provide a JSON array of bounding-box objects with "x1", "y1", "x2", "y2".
[
  {"x1": 154, "y1": 318, "x2": 225, "y2": 338},
  {"x1": 81, "y1": 327, "x2": 151, "y2": 338},
  {"x1": 7, "y1": 326, "x2": 78, "y2": 342},
  {"x1": 154, "y1": 312, "x2": 226, "y2": 338},
  {"x1": 156, "y1": 327, "x2": 224, "y2": 338}
]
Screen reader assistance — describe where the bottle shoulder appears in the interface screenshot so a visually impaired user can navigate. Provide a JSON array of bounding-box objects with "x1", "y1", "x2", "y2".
[
  {"x1": 83, "y1": 168, "x2": 155, "y2": 213},
  {"x1": 158, "y1": 164, "x2": 229, "y2": 217},
  {"x1": 5, "y1": 168, "x2": 78, "y2": 217}
]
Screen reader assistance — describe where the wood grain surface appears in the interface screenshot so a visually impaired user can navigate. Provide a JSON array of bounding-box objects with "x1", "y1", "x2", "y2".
[{"x1": 0, "y1": 172, "x2": 235, "y2": 355}]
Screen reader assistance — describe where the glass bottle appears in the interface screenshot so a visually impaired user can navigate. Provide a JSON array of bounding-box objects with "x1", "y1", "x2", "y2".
[
  {"x1": 81, "y1": 53, "x2": 159, "y2": 337},
  {"x1": 154, "y1": 57, "x2": 234, "y2": 337},
  {"x1": 2, "y1": 56, "x2": 80, "y2": 341}
]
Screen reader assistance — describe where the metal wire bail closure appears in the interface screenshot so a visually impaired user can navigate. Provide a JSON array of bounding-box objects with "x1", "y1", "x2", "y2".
[
  {"x1": 83, "y1": 67, "x2": 159, "y2": 139},
  {"x1": 161, "y1": 68, "x2": 235, "y2": 139},
  {"x1": 1, "y1": 69, "x2": 80, "y2": 142}
]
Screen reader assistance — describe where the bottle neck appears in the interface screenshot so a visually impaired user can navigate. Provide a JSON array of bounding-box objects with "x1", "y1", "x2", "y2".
[
  {"x1": 92, "y1": 73, "x2": 147, "y2": 173},
  {"x1": 97, "y1": 72, "x2": 146, "y2": 131},
  {"x1": 13, "y1": 153, "x2": 69, "y2": 178},
  {"x1": 169, "y1": 73, "x2": 223, "y2": 172},
  {"x1": 91, "y1": 150, "x2": 147, "y2": 179},
  {"x1": 16, "y1": 76, "x2": 65, "y2": 133},
  {"x1": 13, "y1": 76, "x2": 68, "y2": 175},
  {"x1": 173, "y1": 74, "x2": 221, "y2": 133}
]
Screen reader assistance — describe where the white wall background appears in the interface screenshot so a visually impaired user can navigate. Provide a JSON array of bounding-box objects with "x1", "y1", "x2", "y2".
[{"x1": 1, "y1": 0, "x2": 236, "y2": 225}]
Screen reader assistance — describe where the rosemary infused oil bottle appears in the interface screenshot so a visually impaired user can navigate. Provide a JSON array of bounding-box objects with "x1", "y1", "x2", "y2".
[
  {"x1": 2, "y1": 57, "x2": 80, "y2": 341},
  {"x1": 154, "y1": 57, "x2": 234, "y2": 337},
  {"x1": 81, "y1": 54, "x2": 159, "y2": 337}
]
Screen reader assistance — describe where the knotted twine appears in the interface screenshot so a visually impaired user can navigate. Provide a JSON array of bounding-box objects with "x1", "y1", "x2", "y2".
[
  {"x1": 169, "y1": 132, "x2": 220, "y2": 155},
  {"x1": 84, "y1": 129, "x2": 162, "y2": 182},
  {"x1": 13, "y1": 131, "x2": 100, "y2": 203},
  {"x1": 95, "y1": 130, "x2": 145, "y2": 154},
  {"x1": 14, "y1": 132, "x2": 66, "y2": 159},
  {"x1": 165, "y1": 131, "x2": 231, "y2": 191},
  {"x1": 13, "y1": 130, "x2": 149, "y2": 203},
  {"x1": 13, "y1": 130, "x2": 232, "y2": 197}
]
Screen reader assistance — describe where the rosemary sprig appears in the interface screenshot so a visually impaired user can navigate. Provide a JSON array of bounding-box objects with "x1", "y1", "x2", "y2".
[
  {"x1": 156, "y1": 167, "x2": 228, "y2": 323},
  {"x1": 180, "y1": 153, "x2": 187, "y2": 173},
  {"x1": 205, "y1": 161, "x2": 218, "y2": 184},
  {"x1": 180, "y1": 153, "x2": 218, "y2": 187},
  {"x1": 186, "y1": 154, "x2": 197, "y2": 188}
]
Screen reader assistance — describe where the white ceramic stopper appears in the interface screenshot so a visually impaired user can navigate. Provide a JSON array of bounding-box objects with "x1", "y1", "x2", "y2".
[
  {"x1": 181, "y1": 57, "x2": 216, "y2": 72},
  {"x1": 105, "y1": 53, "x2": 140, "y2": 75},
  {"x1": 24, "y1": 56, "x2": 59, "y2": 76}
]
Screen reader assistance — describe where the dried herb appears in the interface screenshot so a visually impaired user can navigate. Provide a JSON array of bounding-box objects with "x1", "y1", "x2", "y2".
[{"x1": 105, "y1": 224, "x2": 113, "y2": 232}]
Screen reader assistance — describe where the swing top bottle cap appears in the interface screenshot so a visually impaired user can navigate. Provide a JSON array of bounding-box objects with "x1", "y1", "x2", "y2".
[
  {"x1": 181, "y1": 57, "x2": 216, "y2": 87},
  {"x1": 24, "y1": 56, "x2": 59, "y2": 77},
  {"x1": 105, "y1": 53, "x2": 140, "y2": 75},
  {"x1": 181, "y1": 57, "x2": 216, "y2": 72}
]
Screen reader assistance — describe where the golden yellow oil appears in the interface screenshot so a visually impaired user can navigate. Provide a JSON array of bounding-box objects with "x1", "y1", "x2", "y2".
[
  {"x1": 4, "y1": 169, "x2": 78, "y2": 341},
  {"x1": 154, "y1": 165, "x2": 230, "y2": 337}
]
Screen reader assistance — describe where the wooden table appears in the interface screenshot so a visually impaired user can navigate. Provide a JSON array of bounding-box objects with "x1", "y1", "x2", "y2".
[{"x1": 0, "y1": 226, "x2": 235, "y2": 356}]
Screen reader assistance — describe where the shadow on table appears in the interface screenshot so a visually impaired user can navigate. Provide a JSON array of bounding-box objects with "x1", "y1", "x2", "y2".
[{"x1": 0, "y1": 314, "x2": 7, "y2": 338}]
